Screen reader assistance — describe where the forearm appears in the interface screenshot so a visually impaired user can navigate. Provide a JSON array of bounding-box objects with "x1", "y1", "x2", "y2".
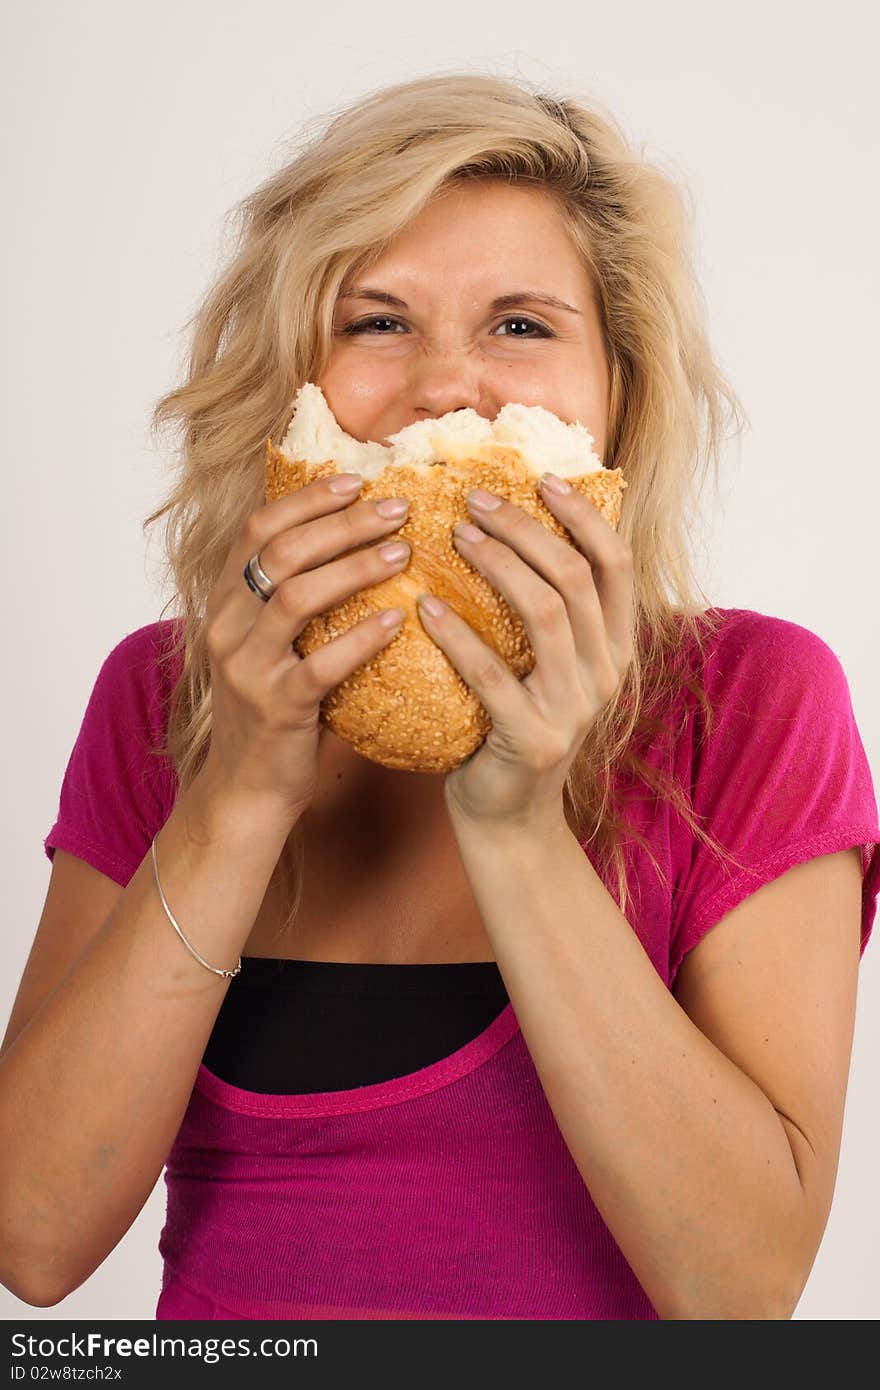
[
  {"x1": 447, "y1": 810, "x2": 805, "y2": 1320},
  {"x1": 0, "y1": 771, "x2": 294, "y2": 1306}
]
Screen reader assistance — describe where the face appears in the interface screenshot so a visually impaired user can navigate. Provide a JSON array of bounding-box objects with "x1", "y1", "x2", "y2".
[{"x1": 318, "y1": 180, "x2": 610, "y2": 457}]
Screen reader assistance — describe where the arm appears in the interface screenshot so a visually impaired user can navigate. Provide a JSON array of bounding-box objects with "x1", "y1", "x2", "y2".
[
  {"x1": 447, "y1": 806, "x2": 862, "y2": 1320},
  {"x1": 0, "y1": 770, "x2": 295, "y2": 1307}
]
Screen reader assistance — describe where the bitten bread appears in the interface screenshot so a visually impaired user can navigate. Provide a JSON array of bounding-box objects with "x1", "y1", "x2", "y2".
[{"x1": 263, "y1": 384, "x2": 627, "y2": 773}]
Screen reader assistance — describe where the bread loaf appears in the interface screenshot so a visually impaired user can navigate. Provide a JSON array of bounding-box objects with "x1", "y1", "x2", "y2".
[{"x1": 264, "y1": 384, "x2": 627, "y2": 773}]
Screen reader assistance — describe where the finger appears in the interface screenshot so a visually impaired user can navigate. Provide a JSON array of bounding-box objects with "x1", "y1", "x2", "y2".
[
  {"x1": 243, "y1": 532, "x2": 411, "y2": 672},
  {"x1": 415, "y1": 591, "x2": 532, "y2": 730},
  {"x1": 465, "y1": 483, "x2": 633, "y2": 671},
  {"x1": 460, "y1": 487, "x2": 608, "y2": 693},
  {"x1": 210, "y1": 480, "x2": 408, "y2": 662},
  {"x1": 535, "y1": 479, "x2": 635, "y2": 664},
  {"x1": 451, "y1": 520, "x2": 580, "y2": 710},
  {"x1": 229, "y1": 473, "x2": 366, "y2": 591},
  {"x1": 276, "y1": 605, "x2": 407, "y2": 707},
  {"x1": 206, "y1": 474, "x2": 365, "y2": 643}
]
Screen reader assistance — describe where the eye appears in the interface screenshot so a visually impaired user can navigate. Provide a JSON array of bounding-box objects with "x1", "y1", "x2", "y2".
[
  {"x1": 341, "y1": 316, "x2": 406, "y2": 335},
  {"x1": 491, "y1": 316, "x2": 553, "y2": 339},
  {"x1": 340, "y1": 315, "x2": 554, "y2": 338}
]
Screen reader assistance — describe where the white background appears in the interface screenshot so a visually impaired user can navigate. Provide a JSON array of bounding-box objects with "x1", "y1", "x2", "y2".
[{"x1": 2, "y1": 0, "x2": 878, "y2": 1320}]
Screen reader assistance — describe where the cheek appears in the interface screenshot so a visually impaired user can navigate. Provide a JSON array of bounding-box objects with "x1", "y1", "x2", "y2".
[
  {"x1": 486, "y1": 366, "x2": 607, "y2": 456},
  {"x1": 317, "y1": 351, "x2": 405, "y2": 438},
  {"x1": 545, "y1": 363, "x2": 609, "y2": 459},
  {"x1": 573, "y1": 380, "x2": 609, "y2": 458}
]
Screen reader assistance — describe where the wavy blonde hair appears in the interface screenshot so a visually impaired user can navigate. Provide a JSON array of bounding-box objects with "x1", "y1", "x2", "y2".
[{"x1": 144, "y1": 71, "x2": 751, "y2": 941}]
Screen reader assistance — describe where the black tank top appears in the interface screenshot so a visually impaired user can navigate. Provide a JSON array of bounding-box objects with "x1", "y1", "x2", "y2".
[{"x1": 201, "y1": 956, "x2": 510, "y2": 1095}]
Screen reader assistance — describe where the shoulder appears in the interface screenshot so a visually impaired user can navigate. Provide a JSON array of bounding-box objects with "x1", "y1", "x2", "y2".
[
  {"x1": 686, "y1": 606, "x2": 851, "y2": 715},
  {"x1": 82, "y1": 619, "x2": 185, "y2": 757},
  {"x1": 697, "y1": 604, "x2": 843, "y2": 663},
  {"x1": 667, "y1": 605, "x2": 867, "y2": 827},
  {"x1": 667, "y1": 609, "x2": 878, "y2": 975},
  {"x1": 95, "y1": 618, "x2": 184, "y2": 695},
  {"x1": 101, "y1": 617, "x2": 182, "y2": 666}
]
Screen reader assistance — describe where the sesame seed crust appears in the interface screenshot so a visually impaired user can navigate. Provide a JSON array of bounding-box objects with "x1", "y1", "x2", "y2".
[{"x1": 265, "y1": 438, "x2": 627, "y2": 772}]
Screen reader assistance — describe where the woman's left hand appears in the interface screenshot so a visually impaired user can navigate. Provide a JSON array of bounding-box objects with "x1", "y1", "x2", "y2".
[{"x1": 418, "y1": 476, "x2": 635, "y2": 831}]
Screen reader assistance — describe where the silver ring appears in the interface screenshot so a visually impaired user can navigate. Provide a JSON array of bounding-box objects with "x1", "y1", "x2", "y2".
[{"x1": 243, "y1": 552, "x2": 277, "y2": 602}]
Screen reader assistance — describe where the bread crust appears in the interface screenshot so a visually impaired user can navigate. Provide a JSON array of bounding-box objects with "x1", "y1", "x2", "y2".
[{"x1": 264, "y1": 438, "x2": 627, "y2": 772}]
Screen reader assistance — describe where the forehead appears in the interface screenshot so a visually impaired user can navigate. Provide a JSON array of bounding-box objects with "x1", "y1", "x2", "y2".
[{"x1": 356, "y1": 181, "x2": 591, "y2": 298}]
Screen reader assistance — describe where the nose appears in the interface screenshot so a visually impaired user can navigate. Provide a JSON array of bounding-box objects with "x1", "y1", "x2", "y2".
[{"x1": 408, "y1": 349, "x2": 492, "y2": 421}]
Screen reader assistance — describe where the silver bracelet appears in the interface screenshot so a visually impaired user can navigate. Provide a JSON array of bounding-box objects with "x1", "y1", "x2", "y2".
[{"x1": 151, "y1": 833, "x2": 242, "y2": 979}]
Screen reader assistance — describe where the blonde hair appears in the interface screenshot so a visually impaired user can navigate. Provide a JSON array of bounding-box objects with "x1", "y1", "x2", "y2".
[{"x1": 144, "y1": 71, "x2": 751, "y2": 940}]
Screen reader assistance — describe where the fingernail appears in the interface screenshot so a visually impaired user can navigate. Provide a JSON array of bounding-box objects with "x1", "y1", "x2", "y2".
[
  {"x1": 329, "y1": 472, "x2": 363, "y2": 493},
  {"x1": 378, "y1": 607, "x2": 406, "y2": 629},
  {"x1": 467, "y1": 488, "x2": 502, "y2": 511},
  {"x1": 375, "y1": 497, "x2": 409, "y2": 518},
  {"x1": 454, "y1": 522, "x2": 487, "y2": 543},
  {"x1": 379, "y1": 541, "x2": 410, "y2": 564},
  {"x1": 418, "y1": 593, "x2": 446, "y2": 618},
  {"x1": 540, "y1": 472, "x2": 572, "y2": 495}
]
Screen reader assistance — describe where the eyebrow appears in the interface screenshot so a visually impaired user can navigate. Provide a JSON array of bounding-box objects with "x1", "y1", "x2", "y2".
[{"x1": 336, "y1": 286, "x2": 582, "y2": 316}]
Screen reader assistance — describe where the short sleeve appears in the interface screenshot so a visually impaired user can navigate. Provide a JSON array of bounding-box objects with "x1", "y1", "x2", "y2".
[
  {"x1": 43, "y1": 622, "x2": 180, "y2": 887},
  {"x1": 669, "y1": 612, "x2": 880, "y2": 982}
]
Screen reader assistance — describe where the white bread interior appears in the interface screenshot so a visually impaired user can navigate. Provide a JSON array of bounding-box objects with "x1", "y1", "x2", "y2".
[{"x1": 279, "y1": 381, "x2": 606, "y2": 479}]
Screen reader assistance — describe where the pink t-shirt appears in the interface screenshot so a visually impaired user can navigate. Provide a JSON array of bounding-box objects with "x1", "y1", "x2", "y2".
[{"x1": 43, "y1": 609, "x2": 880, "y2": 1320}]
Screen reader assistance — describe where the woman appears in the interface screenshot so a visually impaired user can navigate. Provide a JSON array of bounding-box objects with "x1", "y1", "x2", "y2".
[{"x1": 4, "y1": 73, "x2": 878, "y2": 1321}]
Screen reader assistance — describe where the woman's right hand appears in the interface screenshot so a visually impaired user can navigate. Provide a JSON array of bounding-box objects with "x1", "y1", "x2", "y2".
[{"x1": 199, "y1": 473, "x2": 412, "y2": 824}]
